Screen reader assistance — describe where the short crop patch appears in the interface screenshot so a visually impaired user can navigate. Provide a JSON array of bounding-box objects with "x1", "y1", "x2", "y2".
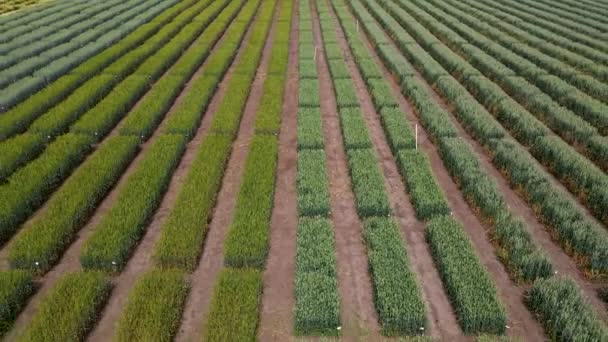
[
  {"x1": 116, "y1": 269, "x2": 189, "y2": 342},
  {"x1": 427, "y1": 216, "x2": 507, "y2": 334},
  {"x1": 0, "y1": 133, "x2": 47, "y2": 181},
  {"x1": 378, "y1": 107, "x2": 415, "y2": 151},
  {"x1": 346, "y1": 148, "x2": 391, "y2": 217},
  {"x1": 297, "y1": 149, "x2": 331, "y2": 217},
  {"x1": 338, "y1": 107, "x2": 372, "y2": 149},
  {"x1": 298, "y1": 78, "x2": 320, "y2": 107},
  {"x1": 0, "y1": 271, "x2": 34, "y2": 336},
  {"x1": 297, "y1": 107, "x2": 325, "y2": 150},
  {"x1": 19, "y1": 272, "x2": 111, "y2": 342},
  {"x1": 332, "y1": 78, "x2": 359, "y2": 108},
  {"x1": 255, "y1": 75, "x2": 285, "y2": 134}
]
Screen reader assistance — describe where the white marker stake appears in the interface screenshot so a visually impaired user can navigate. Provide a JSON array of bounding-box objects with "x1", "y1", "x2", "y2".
[
  {"x1": 415, "y1": 124, "x2": 418, "y2": 150},
  {"x1": 314, "y1": 46, "x2": 317, "y2": 62},
  {"x1": 356, "y1": 19, "x2": 359, "y2": 32}
]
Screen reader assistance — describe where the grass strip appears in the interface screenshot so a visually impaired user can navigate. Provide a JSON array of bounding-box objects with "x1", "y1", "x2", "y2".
[
  {"x1": 116, "y1": 269, "x2": 189, "y2": 342},
  {"x1": 8, "y1": 136, "x2": 139, "y2": 273},
  {"x1": 0, "y1": 133, "x2": 47, "y2": 182},
  {"x1": 80, "y1": 135, "x2": 187, "y2": 272},
  {"x1": 346, "y1": 148, "x2": 391, "y2": 217},
  {"x1": 224, "y1": 136, "x2": 278, "y2": 268},
  {"x1": 427, "y1": 216, "x2": 507, "y2": 334},
  {"x1": 395, "y1": 150, "x2": 450, "y2": 220},
  {"x1": 0, "y1": 133, "x2": 92, "y2": 244},
  {"x1": 525, "y1": 277, "x2": 608, "y2": 341},
  {"x1": 364, "y1": 217, "x2": 426, "y2": 335},
  {"x1": 296, "y1": 149, "x2": 331, "y2": 217},
  {"x1": 0, "y1": 270, "x2": 35, "y2": 336},
  {"x1": 294, "y1": 217, "x2": 340, "y2": 335},
  {"x1": 18, "y1": 272, "x2": 111, "y2": 342},
  {"x1": 203, "y1": 268, "x2": 262, "y2": 341}
]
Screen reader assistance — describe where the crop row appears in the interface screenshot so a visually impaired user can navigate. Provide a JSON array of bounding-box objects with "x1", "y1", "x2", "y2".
[
  {"x1": 293, "y1": 0, "x2": 340, "y2": 335},
  {"x1": 0, "y1": 0, "x2": 178, "y2": 108},
  {"x1": 342, "y1": 0, "x2": 513, "y2": 333},
  {"x1": 412, "y1": 0, "x2": 608, "y2": 172},
  {"x1": 0, "y1": 0, "x2": 129, "y2": 68},
  {"x1": 440, "y1": 0, "x2": 608, "y2": 98},
  {"x1": 0, "y1": 0, "x2": 199, "y2": 140},
  {"x1": 468, "y1": 0, "x2": 608, "y2": 57},
  {"x1": 204, "y1": 1, "x2": 288, "y2": 340},
  {"x1": 319, "y1": 0, "x2": 431, "y2": 335},
  {"x1": 0, "y1": 0, "x2": 226, "y2": 249},
  {"x1": 525, "y1": 277, "x2": 608, "y2": 341},
  {"x1": 154, "y1": 0, "x2": 266, "y2": 272},
  {"x1": 0, "y1": 0, "x2": 92, "y2": 39},
  {"x1": 368, "y1": 0, "x2": 608, "y2": 275},
  {"x1": 522, "y1": 0, "x2": 608, "y2": 29},
  {"x1": 0, "y1": 270, "x2": 34, "y2": 337},
  {"x1": 0, "y1": 0, "x2": 197, "y2": 139}
]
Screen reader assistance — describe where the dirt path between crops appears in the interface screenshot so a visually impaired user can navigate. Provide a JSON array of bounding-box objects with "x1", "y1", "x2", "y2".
[
  {"x1": 258, "y1": 3, "x2": 298, "y2": 341},
  {"x1": 344, "y1": 3, "x2": 548, "y2": 340},
  {"x1": 310, "y1": 1, "x2": 381, "y2": 339},
  {"x1": 174, "y1": 2, "x2": 280, "y2": 340},
  {"x1": 86, "y1": 4, "x2": 268, "y2": 341},
  {"x1": 326, "y1": 2, "x2": 465, "y2": 340}
]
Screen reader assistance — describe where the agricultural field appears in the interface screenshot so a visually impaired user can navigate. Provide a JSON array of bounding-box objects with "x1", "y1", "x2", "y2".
[{"x1": 0, "y1": 0, "x2": 607, "y2": 340}]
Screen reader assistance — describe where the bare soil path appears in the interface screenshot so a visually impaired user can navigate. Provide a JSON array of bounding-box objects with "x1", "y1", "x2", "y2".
[
  {"x1": 310, "y1": 1, "x2": 381, "y2": 338},
  {"x1": 258, "y1": 1, "x2": 299, "y2": 340}
]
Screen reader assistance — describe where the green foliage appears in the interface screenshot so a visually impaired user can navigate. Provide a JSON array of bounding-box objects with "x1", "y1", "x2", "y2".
[
  {"x1": 491, "y1": 98, "x2": 548, "y2": 145},
  {"x1": 209, "y1": 75, "x2": 253, "y2": 136},
  {"x1": 327, "y1": 59, "x2": 350, "y2": 79},
  {"x1": 363, "y1": 217, "x2": 427, "y2": 335},
  {"x1": 332, "y1": 78, "x2": 359, "y2": 108},
  {"x1": 600, "y1": 287, "x2": 608, "y2": 304},
  {"x1": 297, "y1": 149, "x2": 331, "y2": 217},
  {"x1": 255, "y1": 75, "x2": 285, "y2": 134},
  {"x1": 154, "y1": 135, "x2": 231, "y2": 271},
  {"x1": 294, "y1": 217, "x2": 340, "y2": 335},
  {"x1": 367, "y1": 78, "x2": 398, "y2": 109},
  {"x1": 347, "y1": 148, "x2": 391, "y2": 217},
  {"x1": 439, "y1": 137, "x2": 552, "y2": 281},
  {"x1": 396, "y1": 150, "x2": 450, "y2": 220},
  {"x1": 338, "y1": 107, "x2": 372, "y2": 149},
  {"x1": 80, "y1": 135, "x2": 187, "y2": 272},
  {"x1": 203, "y1": 268, "x2": 262, "y2": 342},
  {"x1": 8, "y1": 136, "x2": 139, "y2": 273},
  {"x1": 297, "y1": 107, "x2": 325, "y2": 150},
  {"x1": 358, "y1": 58, "x2": 383, "y2": 80},
  {"x1": 18, "y1": 272, "x2": 111, "y2": 342},
  {"x1": 0, "y1": 133, "x2": 47, "y2": 181},
  {"x1": 299, "y1": 58, "x2": 317, "y2": 79},
  {"x1": 426, "y1": 216, "x2": 507, "y2": 334},
  {"x1": 378, "y1": 107, "x2": 415, "y2": 151},
  {"x1": 299, "y1": 78, "x2": 320, "y2": 107},
  {"x1": 490, "y1": 139, "x2": 608, "y2": 273},
  {"x1": 116, "y1": 269, "x2": 189, "y2": 342},
  {"x1": 526, "y1": 277, "x2": 608, "y2": 342},
  {"x1": 0, "y1": 133, "x2": 92, "y2": 244},
  {"x1": 0, "y1": 271, "x2": 34, "y2": 336},
  {"x1": 224, "y1": 136, "x2": 278, "y2": 268}
]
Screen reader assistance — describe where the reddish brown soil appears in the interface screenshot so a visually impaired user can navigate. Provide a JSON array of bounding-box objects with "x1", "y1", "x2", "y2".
[
  {"x1": 310, "y1": 1, "x2": 381, "y2": 338},
  {"x1": 174, "y1": 2, "x2": 281, "y2": 340},
  {"x1": 326, "y1": 2, "x2": 464, "y2": 340},
  {"x1": 257, "y1": 3, "x2": 299, "y2": 341}
]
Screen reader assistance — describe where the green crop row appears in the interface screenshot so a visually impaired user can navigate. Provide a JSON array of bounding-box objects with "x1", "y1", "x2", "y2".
[
  {"x1": 118, "y1": 0, "x2": 242, "y2": 140},
  {"x1": 396, "y1": 150, "x2": 450, "y2": 220},
  {"x1": 298, "y1": 78, "x2": 320, "y2": 107},
  {"x1": 294, "y1": 217, "x2": 340, "y2": 335},
  {"x1": 18, "y1": 272, "x2": 110, "y2": 342},
  {"x1": 439, "y1": 137, "x2": 552, "y2": 281},
  {"x1": 7, "y1": 136, "x2": 139, "y2": 273},
  {"x1": 338, "y1": 107, "x2": 372, "y2": 149},
  {"x1": 427, "y1": 216, "x2": 507, "y2": 334},
  {"x1": 224, "y1": 136, "x2": 278, "y2": 268},
  {"x1": 364, "y1": 217, "x2": 427, "y2": 335},
  {"x1": 154, "y1": 0, "x2": 263, "y2": 271},
  {"x1": 116, "y1": 269, "x2": 189, "y2": 342},
  {"x1": 203, "y1": 268, "x2": 263, "y2": 341},
  {"x1": 377, "y1": 107, "x2": 415, "y2": 152},
  {"x1": 153, "y1": 135, "x2": 231, "y2": 270},
  {"x1": 0, "y1": 133, "x2": 92, "y2": 244},
  {"x1": 255, "y1": 75, "x2": 286, "y2": 134},
  {"x1": 490, "y1": 139, "x2": 608, "y2": 274},
  {"x1": 384, "y1": 0, "x2": 608, "y2": 225},
  {"x1": 297, "y1": 137, "x2": 330, "y2": 217},
  {"x1": 346, "y1": 148, "x2": 391, "y2": 217},
  {"x1": 80, "y1": 135, "x2": 186, "y2": 272},
  {"x1": 525, "y1": 277, "x2": 608, "y2": 341},
  {"x1": 0, "y1": 271, "x2": 34, "y2": 336},
  {"x1": 0, "y1": 0, "x2": 201, "y2": 140},
  {"x1": 0, "y1": 133, "x2": 47, "y2": 182}
]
